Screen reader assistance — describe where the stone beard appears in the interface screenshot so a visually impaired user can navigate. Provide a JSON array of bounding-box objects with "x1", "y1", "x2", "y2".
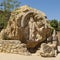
[
  {"x1": 28, "y1": 17, "x2": 35, "y2": 40},
  {"x1": 28, "y1": 17, "x2": 43, "y2": 41}
]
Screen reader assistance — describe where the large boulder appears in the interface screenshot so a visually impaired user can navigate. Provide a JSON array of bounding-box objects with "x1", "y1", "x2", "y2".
[
  {"x1": 0, "y1": 5, "x2": 52, "y2": 47},
  {"x1": 40, "y1": 43, "x2": 55, "y2": 57}
]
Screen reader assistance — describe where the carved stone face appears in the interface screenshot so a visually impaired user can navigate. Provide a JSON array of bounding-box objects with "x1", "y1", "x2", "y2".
[
  {"x1": 29, "y1": 17, "x2": 34, "y2": 23},
  {"x1": 36, "y1": 20, "x2": 43, "y2": 27}
]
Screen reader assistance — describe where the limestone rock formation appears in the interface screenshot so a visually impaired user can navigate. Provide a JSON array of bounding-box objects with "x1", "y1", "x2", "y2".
[
  {"x1": 0, "y1": 5, "x2": 59, "y2": 57},
  {"x1": 0, "y1": 40, "x2": 31, "y2": 55},
  {"x1": 0, "y1": 5, "x2": 52, "y2": 47},
  {"x1": 40, "y1": 43, "x2": 55, "y2": 57}
]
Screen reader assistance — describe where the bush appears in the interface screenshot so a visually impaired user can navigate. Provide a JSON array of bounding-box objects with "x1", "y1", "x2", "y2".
[
  {"x1": 0, "y1": 11, "x2": 10, "y2": 30},
  {"x1": 0, "y1": 23, "x2": 4, "y2": 31},
  {"x1": 50, "y1": 19, "x2": 58, "y2": 30}
]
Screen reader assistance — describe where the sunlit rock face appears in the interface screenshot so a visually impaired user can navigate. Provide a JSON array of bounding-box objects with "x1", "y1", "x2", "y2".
[
  {"x1": 0, "y1": 5, "x2": 52, "y2": 45},
  {"x1": 40, "y1": 43, "x2": 55, "y2": 57}
]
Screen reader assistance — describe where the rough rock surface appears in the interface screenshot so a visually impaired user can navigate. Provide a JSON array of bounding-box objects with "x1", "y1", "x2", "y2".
[
  {"x1": 0, "y1": 40, "x2": 31, "y2": 55},
  {"x1": 0, "y1": 5, "x2": 52, "y2": 43},
  {"x1": 40, "y1": 43, "x2": 55, "y2": 57},
  {"x1": 0, "y1": 5, "x2": 57, "y2": 57}
]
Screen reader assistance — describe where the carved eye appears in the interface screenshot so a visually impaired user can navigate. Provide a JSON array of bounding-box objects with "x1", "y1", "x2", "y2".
[{"x1": 45, "y1": 16, "x2": 47, "y2": 19}]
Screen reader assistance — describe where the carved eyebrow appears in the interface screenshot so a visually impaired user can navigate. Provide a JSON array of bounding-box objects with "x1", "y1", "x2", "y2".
[{"x1": 40, "y1": 17, "x2": 43, "y2": 20}]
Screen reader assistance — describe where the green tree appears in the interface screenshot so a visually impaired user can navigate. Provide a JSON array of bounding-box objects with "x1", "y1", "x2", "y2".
[
  {"x1": 58, "y1": 21, "x2": 60, "y2": 31},
  {"x1": 50, "y1": 19, "x2": 58, "y2": 30},
  {"x1": 0, "y1": 0, "x2": 21, "y2": 30},
  {"x1": 0, "y1": 0, "x2": 21, "y2": 12}
]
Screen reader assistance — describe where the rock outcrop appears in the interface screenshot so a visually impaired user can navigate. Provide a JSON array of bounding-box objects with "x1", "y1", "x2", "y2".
[
  {"x1": 40, "y1": 43, "x2": 55, "y2": 57},
  {"x1": 0, "y1": 40, "x2": 31, "y2": 55},
  {"x1": 0, "y1": 5, "x2": 58, "y2": 57},
  {"x1": 0, "y1": 5, "x2": 52, "y2": 41}
]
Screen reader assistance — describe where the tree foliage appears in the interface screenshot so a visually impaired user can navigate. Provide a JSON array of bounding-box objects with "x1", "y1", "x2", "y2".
[
  {"x1": 0, "y1": 0, "x2": 21, "y2": 12},
  {"x1": 0, "y1": 10, "x2": 10, "y2": 29},
  {"x1": 58, "y1": 21, "x2": 60, "y2": 31},
  {"x1": 0, "y1": 0, "x2": 21, "y2": 30},
  {"x1": 50, "y1": 19, "x2": 58, "y2": 30}
]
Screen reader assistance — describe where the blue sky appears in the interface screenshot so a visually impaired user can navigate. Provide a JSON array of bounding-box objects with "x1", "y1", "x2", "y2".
[{"x1": 0, "y1": 0, "x2": 60, "y2": 20}]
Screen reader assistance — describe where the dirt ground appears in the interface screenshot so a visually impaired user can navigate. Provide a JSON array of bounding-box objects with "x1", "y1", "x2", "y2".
[
  {"x1": 0, "y1": 53, "x2": 58, "y2": 60},
  {"x1": 1, "y1": 53, "x2": 60, "y2": 60}
]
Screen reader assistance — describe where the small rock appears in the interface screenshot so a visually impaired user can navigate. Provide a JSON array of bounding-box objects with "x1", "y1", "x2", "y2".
[{"x1": 40, "y1": 43, "x2": 55, "y2": 57}]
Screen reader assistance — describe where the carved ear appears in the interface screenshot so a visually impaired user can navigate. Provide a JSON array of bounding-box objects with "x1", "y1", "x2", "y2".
[{"x1": 21, "y1": 11, "x2": 34, "y2": 27}]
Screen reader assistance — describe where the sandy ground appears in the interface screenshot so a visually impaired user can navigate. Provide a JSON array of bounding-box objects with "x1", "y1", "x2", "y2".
[{"x1": 0, "y1": 53, "x2": 60, "y2": 60}]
